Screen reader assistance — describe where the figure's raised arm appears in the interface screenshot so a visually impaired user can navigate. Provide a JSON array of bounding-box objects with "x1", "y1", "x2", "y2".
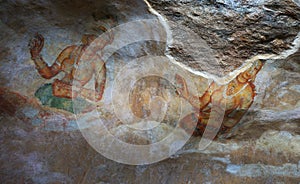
[
  {"x1": 175, "y1": 74, "x2": 203, "y2": 111},
  {"x1": 29, "y1": 33, "x2": 74, "y2": 79}
]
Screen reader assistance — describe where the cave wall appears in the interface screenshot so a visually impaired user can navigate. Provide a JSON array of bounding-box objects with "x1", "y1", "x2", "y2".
[{"x1": 0, "y1": 0, "x2": 300, "y2": 183}]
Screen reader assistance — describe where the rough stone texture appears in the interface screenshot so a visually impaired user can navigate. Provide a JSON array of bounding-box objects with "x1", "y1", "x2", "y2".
[
  {"x1": 149, "y1": 0, "x2": 300, "y2": 75},
  {"x1": 0, "y1": 0, "x2": 300, "y2": 183}
]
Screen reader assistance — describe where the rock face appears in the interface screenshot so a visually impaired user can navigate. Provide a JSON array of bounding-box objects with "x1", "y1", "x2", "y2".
[
  {"x1": 0, "y1": 0, "x2": 300, "y2": 183},
  {"x1": 149, "y1": 0, "x2": 300, "y2": 75}
]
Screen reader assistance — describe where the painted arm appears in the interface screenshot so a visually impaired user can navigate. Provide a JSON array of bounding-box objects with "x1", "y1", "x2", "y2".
[
  {"x1": 222, "y1": 85, "x2": 254, "y2": 129},
  {"x1": 93, "y1": 63, "x2": 106, "y2": 101},
  {"x1": 64, "y1": 60, "x2": 106, "y2": 102},
  {"x1": 175, "y1": 74, "x2": 212, "y2": 111},
  {"x1": 29, "y1": 33, "x2": 74, "y2": 79}
]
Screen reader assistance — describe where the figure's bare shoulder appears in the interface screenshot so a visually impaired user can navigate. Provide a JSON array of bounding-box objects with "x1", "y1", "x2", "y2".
[
  {"x1": 56, "y1": 45, "x2": 77, "y2": 63},
  {"x1": 59, "y1": 45, "x2": 77, "y2": 56}
]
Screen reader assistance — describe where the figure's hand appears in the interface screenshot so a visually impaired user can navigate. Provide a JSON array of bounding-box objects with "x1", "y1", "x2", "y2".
[
  {"x1": 175, "y1": 74, "x2": 189, "y2": 99},
  {"x1": 29, "y1": 33, "x2": 44, "y2": 58}
]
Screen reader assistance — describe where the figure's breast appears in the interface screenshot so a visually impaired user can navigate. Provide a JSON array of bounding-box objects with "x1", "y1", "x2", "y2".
[
  {"x1": 227, "y1": 83, "x2": 255, "y2": 110},
  {"x1": 61, "y1": 46, "x2": 84, "y2": 74},
  {"x1": 61, "y1": 58, "x2": 75, "y2": 73},
  {"x1": 236, "y1": 84, "x2": 255, "y2": 104}
]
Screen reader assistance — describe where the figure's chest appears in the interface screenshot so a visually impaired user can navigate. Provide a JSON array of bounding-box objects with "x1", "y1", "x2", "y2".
[
  {"x1": 206, "y1": 83, "x2": 254, "y2": 110},
  {"x1": 61, "y1": 46, "x2": 83, "y2": 73},
  {"x1": 61, "y1": 58, "x2": 75, "y2": 73},
  {"x1": 225, "y1": 83, "x2": 254, "y2": 109}
]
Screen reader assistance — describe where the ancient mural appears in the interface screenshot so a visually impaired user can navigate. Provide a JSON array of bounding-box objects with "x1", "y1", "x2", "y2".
[
  {"x1": 29, "y1": 25, "x2": 264, "y2": 138},
  {"x1": 175, "y1": 60, "x2": 263, "y2": 137},
  {"x1": 29, "y1": 23, "x2": 113, "y2": 113},
  {"x1": 1, "y1": 0, "x2": 300, "y2": 181}
]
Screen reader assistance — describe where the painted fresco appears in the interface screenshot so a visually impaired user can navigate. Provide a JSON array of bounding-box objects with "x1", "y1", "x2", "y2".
[
  {"x1": 175, "y1": 60, "x2": 264, "y2": 137},
  {"x1": 29, "y1": 24, "x2": 113, "y2": 113},
  {"x1": 28, "y1": 24, "x2": 264, "y2": 136}
]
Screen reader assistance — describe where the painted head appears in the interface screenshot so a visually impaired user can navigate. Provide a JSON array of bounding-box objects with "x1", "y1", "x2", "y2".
[
  {"x1": 81, "y1": 34, "x2": 97, "y2": 45},
  {"x1": 81, "y1": 16, "x2": 115, "y2": 45},
  {"x1": 238, "y1": 60, "x2": 264, "y2": 82}
]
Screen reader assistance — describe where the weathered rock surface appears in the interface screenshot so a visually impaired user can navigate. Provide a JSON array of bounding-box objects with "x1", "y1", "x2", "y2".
[
  {"x1": 148, "y1": 0, "x2": 300, "y2": 75},
  {"x1": 0, "y1": 0, "x2": 300, "y2": 183}
]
